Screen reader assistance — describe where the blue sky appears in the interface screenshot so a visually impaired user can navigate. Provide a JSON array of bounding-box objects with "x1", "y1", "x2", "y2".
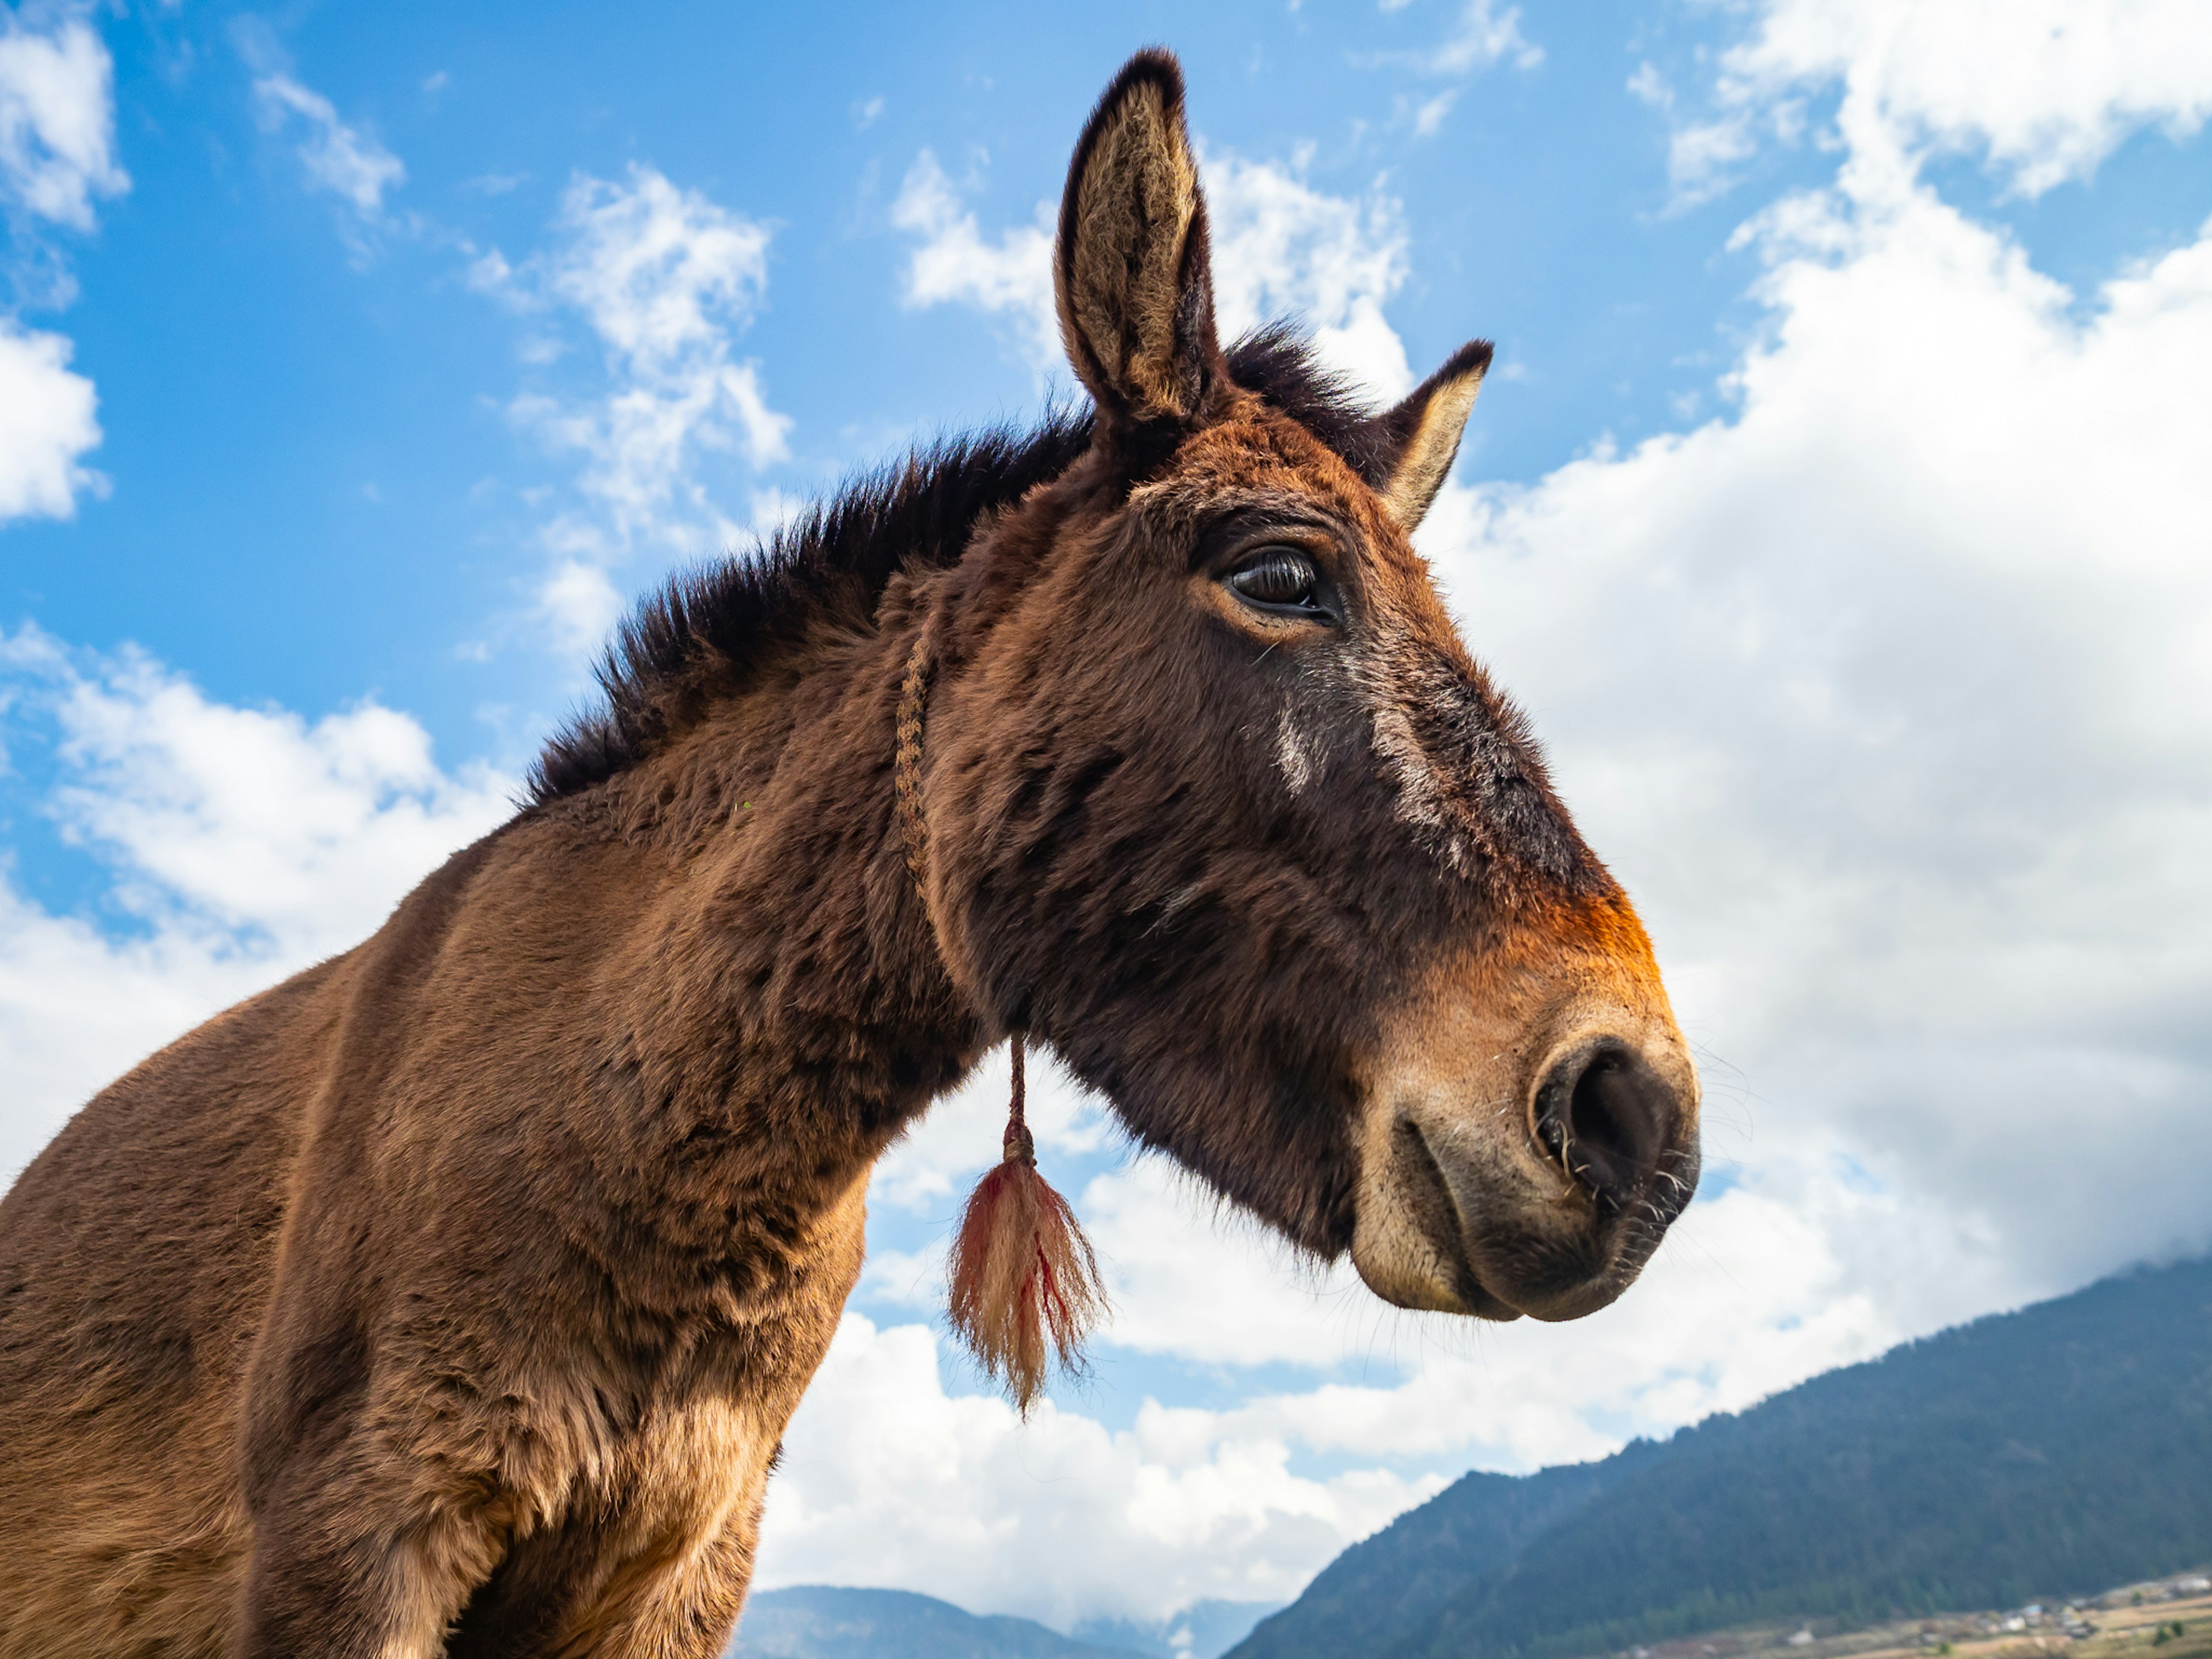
[
  {"x1": 5, "y1": 1, "x2": 1840, "y2": 767},
  {"x1": 5, "y1": 0, "x2": 2212, "y2": 1635}
]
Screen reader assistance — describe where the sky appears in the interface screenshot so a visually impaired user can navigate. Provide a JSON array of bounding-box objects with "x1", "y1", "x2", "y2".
[{"x1": 3, "y1": 0, "x2": 2211, "y2": 1639}]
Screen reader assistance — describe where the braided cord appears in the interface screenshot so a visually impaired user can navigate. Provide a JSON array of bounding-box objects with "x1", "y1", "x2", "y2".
[
  {"x1": 894, "y1": 634, "x2": 934, "y2": 900},
  {"x1": 897, "y1": 626, "x2": 1035, "y2": 1168},
  {"x1": 1005, "y1": 1034, "x2": 1033, "y2": 1164}
]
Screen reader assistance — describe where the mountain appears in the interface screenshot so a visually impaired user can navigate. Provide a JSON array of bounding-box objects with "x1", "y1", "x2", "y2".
[
  {"x1": 730, "y1": 1586, "x2": 1133, "y2": 1659},
  {"x1": 1233, "y1": 1255, "x2": 2212, "y2": 1659},
  {"x1": 1073, "y1": 1600, "x2": 1285, "y2": 1659},
  {"x1": 726, "y1": 1587, "x2": 1281, "y2": 1659}
]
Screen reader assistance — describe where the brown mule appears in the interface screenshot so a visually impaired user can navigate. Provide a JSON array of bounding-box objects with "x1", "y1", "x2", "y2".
[{"x1": 0, "y1": 50, "x2": 1699, "y2": 1659}]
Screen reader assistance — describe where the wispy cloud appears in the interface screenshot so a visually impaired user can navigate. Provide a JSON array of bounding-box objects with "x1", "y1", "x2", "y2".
[
  {"x1": 1408, "y1": 88, "x2": 1458, "y2": 137},
  {"x1": 471, "y1": 165, "x2": 789, "y2": 654},
  {"x1": 1374, "y1": 0, "x2": 1543, "y2": 77},
  {"x1": 251, "y1": 71, "x2": 406, "y2": 221},
  {"x1": 891, "y1": 149, "x2": 1059, "y2": 373}
]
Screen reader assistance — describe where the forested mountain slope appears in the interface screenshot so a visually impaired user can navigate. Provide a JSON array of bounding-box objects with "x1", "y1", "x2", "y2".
[{"x1": 1232, "y1": 1256, "x2": 2212, "y2": 1659}]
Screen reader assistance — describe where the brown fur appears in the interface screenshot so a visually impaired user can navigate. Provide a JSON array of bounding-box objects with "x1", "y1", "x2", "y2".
[
  {"x1": 1057, "y1": 66, "x2": 1211, "y2": 424},
  {"x1": 0, "y1": 48, "x2": 1699, "y2": 1658}
]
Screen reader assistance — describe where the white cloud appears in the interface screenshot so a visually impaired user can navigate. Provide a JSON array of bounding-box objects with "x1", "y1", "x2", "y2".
[
  {"x1": 0, "y1": 13, "x2": 126, "y2": 232},
  {"x1": 1408, "y1": 0, "x2": 1543, "y2": 76},
  {"x1": 892, "y1": 150, "x2": 1060, "y2": 373},
  {"x1": 474, "y1": 165, "x2": 790, "y2": 653},
  {"x1": 531, "y1": 554, "x2": 626, "y2": 658},
  {"x1": 1418, "y1": 82, "x2": 2212, "y2": 1316},
  {"x1": 1628, "y1": 53, "x2": 1783, "y2": 213},
  {"x1": 1097, "y1": 1168, "x2": 1922, "y2": 1471},
  {"x1": 873, "y1": 1068, "x2": 1935, "y2": 1429},
  {"x1": 1660, "y1": 0, "x2": 2212, "y2": 204},
  {"x1": 814, "y1": 1033, "x2": 1941, "y2": 1630},
  {"x1": 0, "y1": 10, "x2": 120, "y2": 524},
  {"x1": 869, "y1": 1041, "x2": 1117, "y2": 1215},
  {"x1": 0, "y1": 317, "x2": 100, "y2": 520},
  {"x1": 1733, "y1": 0, "x2": 2212, "y2": 195},
  {"x1": 252, "y1": 71, "x2": 405, "y2": 218},
  {"x1": 0, "y1": 628, "x2": 512, "y2": 1181},
  {"x1": 1408, "y1": 88, "x2": 1459, "y2": 138},
  {"x1": 543, "y1": 169, "x2": 774, "y2": 402},
  {"x1": 756, "y1": 1312, "x2": 1440, "y2": 1631},
  {"x1": 1664, "y1": 115, "x2": 1766, "y2": 205},
  {"x1": 1079, "y1": 1161, "x2": 1366, "y2": 1370},
  {"x1": 892, "y1": 147, "x2": 1414, "y2": 399},
  {"x1": 767, "y1": 1137, "x2": 1930, "y2": 1626},
  {"x1": 1205, "y1": 151, "x2": 1414, "y2": 399}
]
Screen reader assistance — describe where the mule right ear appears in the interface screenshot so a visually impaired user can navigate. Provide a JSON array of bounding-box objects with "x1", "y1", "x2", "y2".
[
  {"x1": 1359, "y1": 339, "x2": 1494, "y2": 529},
  {"x1": 1055, "y1": 50, "x2": 1222, "y2": 429}
]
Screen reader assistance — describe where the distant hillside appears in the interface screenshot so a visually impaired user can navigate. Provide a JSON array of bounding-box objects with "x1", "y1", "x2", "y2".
[
  {"x1": 1073, "y1": 1600, "x2": 1285, "y2": 1659},
  {"x1": 730, "y1": 1586, "x2": 1131, "y2": 1659},
  {"x1": 1233, "y1": 1255, "x2": 2212, "y2": 1659}
]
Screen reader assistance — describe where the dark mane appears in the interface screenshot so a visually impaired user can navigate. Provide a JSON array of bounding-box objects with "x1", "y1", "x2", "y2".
[{"x1": 528, "y1": 325, "x2": 1380, "y2": 802}]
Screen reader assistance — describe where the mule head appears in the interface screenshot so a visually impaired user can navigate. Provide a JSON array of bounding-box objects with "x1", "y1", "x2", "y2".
[{"x1": 921, "y1": 50, "x2": 1699, "y2": 1324}]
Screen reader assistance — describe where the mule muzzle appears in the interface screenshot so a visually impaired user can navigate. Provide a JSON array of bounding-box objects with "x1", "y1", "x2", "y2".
[{"x1": 1350, "y1": 1018, "x2": 1700, "y2": 1323}]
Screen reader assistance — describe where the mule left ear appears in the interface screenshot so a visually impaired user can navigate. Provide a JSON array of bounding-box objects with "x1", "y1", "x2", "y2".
[
  {"x1": 1361, "y1": 340, "x2": 1494, "y2": 529},
  {"x1": 1056, "y1": 50, "x2": 1222, "y2": 428}
]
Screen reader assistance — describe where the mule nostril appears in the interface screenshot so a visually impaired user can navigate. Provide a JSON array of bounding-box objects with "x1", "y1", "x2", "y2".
[{"x1": 1537, "y1": 1044, "x2": 1674, "y2": 1208}]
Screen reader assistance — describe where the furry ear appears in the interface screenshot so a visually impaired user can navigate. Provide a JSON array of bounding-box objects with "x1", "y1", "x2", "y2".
[
  {"x1": 1361, "y1": 340, "x2": 1494, "y2": 529},
  {"x1": 1055, "y1": 50, "x2": 1221, "y2": 427}
]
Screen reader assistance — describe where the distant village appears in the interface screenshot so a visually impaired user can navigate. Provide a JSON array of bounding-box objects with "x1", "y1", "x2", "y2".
[
  {"x1": 1619, "y1": 1571, "x2": 2211, "y2": 1659},
  {"x1": 1919, "y1": 1571, "x2": 2212, "y2": 1647}
]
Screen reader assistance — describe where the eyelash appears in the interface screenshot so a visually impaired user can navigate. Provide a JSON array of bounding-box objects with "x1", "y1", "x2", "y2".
[{"x1": 1226, "y1": 547, "x2": 1331, "y2": 616}]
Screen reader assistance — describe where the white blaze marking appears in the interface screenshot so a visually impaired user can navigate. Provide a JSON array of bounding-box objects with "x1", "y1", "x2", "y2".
[
  {"x1": 1275, "y1": 704, "x2": 1316, "y2": 795},
  {"x1": 1359, "y1": 640, "x2": 1477, "y2": 875}
]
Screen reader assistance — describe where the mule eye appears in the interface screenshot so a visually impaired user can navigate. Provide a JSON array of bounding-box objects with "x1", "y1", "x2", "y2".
[{"x1": 1228, "y1": 547, "x2": 1324, "y2": 613}]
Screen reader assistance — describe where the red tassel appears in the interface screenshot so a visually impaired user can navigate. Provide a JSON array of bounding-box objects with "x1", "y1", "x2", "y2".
[{"x1": 946, "y1": 1036, "x2": 1109, "y2": 1415}]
